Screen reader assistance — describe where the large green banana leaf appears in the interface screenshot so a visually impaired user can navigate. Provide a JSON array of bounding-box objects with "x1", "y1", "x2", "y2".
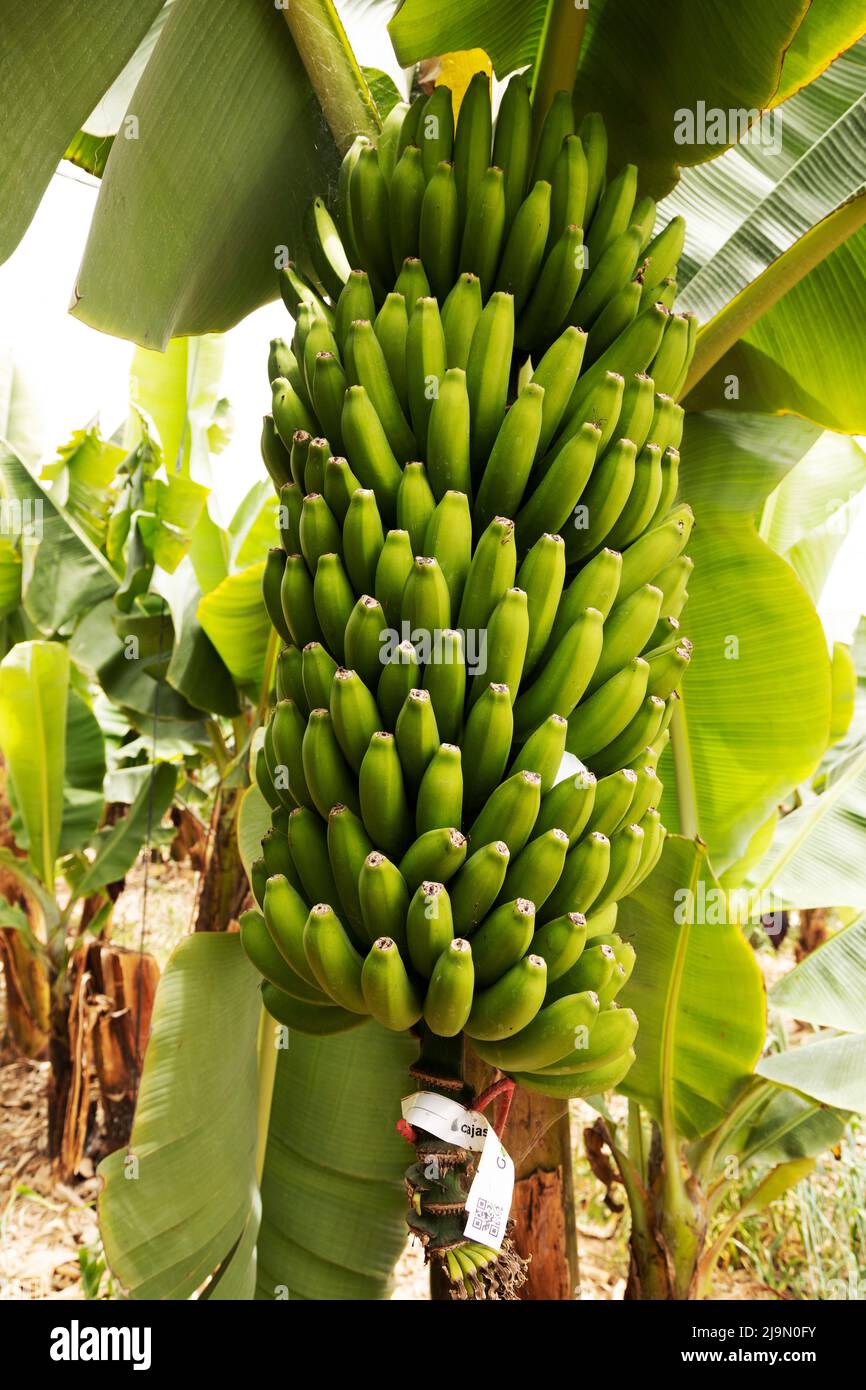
[
  {"x1": 664, "y1": 412, "x2": 831, "y2": 870},
  {"x1": 152, "y1": 560, "x2": 240, "y2": 719},
  {"x1": 197, "y1": 563, "x2": 271, "y2": 691},
  {"x1": 616, "y1": 836, "x2": 766, "y2": 1141},
  {"x1": 71, "y1": 0, "x2": 339, "y2": 347},
  {"x1": 8, "y1": 685, "x2": 107, "y2": 858},
  {"x1": 0, "y1": 0, "x2": 164, "y2": 263},
  {"x1": 99, "y1": 928, "x2": 417, "y2": 1299},
  {"x1": 127, "y1": 336, "x2": 230, "y2": 482},
  {"x1": 0, "y1": 641, "x2": 68, "y2": 890},
  {"x1": 0, "y1": 349, "x2": 42, "y2": 467}
]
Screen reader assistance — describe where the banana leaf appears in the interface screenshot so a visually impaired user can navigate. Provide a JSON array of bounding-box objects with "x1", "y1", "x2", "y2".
[
  {"x1": 0, "y1": 348, "x2": 42, "y2": 466},
  {"x1": 127, "y1": 336, "x2": 229, "y2": 482},
  {"x1": 74, "y1": 762, "x2": 177, "y2": 898},
  {"x1": 0, "y1": 641, "x2": 69, "y2": 890},
  {"x1": 197, "y1": 563, "x2": 271, "y2": 690},
  {"x1": 616, "y1": 836, "x2": 766, "y2": 1140},
  {"x1": 98, "y1": 929, "x2": 417, "y2": 1299}
]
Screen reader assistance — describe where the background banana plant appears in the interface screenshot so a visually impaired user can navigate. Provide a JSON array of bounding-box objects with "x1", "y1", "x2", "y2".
[{"x1": 4, "y1": 0, "x2": 866, "y2": 1298}]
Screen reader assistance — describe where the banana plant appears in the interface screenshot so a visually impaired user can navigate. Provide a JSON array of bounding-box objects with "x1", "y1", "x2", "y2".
[
  {"x1": 11, "y1": 0, "x2": 866, "y2": 1302},
  {"x1": 0, "y1": 639, "x2": 177, "y2": 1151}
]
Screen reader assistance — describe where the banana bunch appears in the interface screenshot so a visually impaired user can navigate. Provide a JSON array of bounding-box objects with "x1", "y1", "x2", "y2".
[{"x1": 246, "y1": 82, "x2": 696, "y2": 1110}]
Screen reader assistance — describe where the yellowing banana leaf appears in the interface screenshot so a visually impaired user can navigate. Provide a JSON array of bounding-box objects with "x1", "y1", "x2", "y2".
[
  {"x1": 0, "y1": 641, "x2": 69, "y2": 890},
  {"x1": 256, "y1": 1023, "x2": 417, "y2": 1299},
  {"x1": 666, "y1": 412, "x2": 832, "y2": 870},
  {"x1": 72, "y1": 0, "x2": 339, "y2": 347},
  {"x1": 774, "y1": 0, "x2": 866, "y2": 104},
  {"x1": 749, "y1": 743, "x2": 866, "y2": 911},
  {"x1": 197, "y1": 563, "x2": 270, "y2": 690},
  {"x1": 770, "y1": 914, "x2": 866, "y2": 1033},
  {"x1": 617, "y1": 837, "x2": 766, "y2": 1141},
  {"x1": 389, "y1": 0, "x2": 546, "y2": 76},
  {"x1": 0, "y1": 447, "x2": 119, "y2": 635},
  {"x1": 0, "y1": 0, "x2": 164, "y2": 264},
  {"x1": 98, "y1": 933, "x2": 263, "y2": 1299},
  {"x1": 74, "y1": 762, "x2": 177, "y2": 898}
]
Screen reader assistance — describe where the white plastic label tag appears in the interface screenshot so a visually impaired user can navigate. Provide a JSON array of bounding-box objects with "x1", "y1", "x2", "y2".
[
  {"x1": 463, "y1": 1123, "x2": 515, "y2": 1251},
  {"x1": 401, "y1": 1091, "x2": 489, "y2": 1151}
]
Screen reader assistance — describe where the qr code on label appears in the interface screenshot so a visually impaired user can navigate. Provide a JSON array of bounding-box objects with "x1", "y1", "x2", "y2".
[{"x1": 471, "y1": 1196, "x2": 505, "y2": 1238}]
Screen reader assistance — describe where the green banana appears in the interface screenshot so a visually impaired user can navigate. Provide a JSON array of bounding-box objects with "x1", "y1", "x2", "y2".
[
  {"x1": 399, "y1": 826, "x2": 467, "y2": 892},
  {"x1": 426, "y1": 367, "x2": 472, "y2": 498},
  {"x1": 628, "y1": 763, "x2": 662, "y2": 826},
  {"x1": 449, "y1": 839, "x2": 511, "y2": 936},
  {"x1": 419, "y1": 84, "x2": 454, "y2": 180},
  {"x1": 469, "y1": 769, "x2": 541, "y2": 856},
  {"x1": 343, "y1": 488, "x2": 385, "y2": 596},
  {"x1": 453, "y1": 71, "x2": 493, "y2": 218},
  {"x1": 377, "y1": 98, "x2": 410, "y2": 181},
  {"x1": 261, "y1": 415, "x2": 294, "y2": 488},
  {"x1": 540, "y1": 830, "x2": 611, "y2": 921},
  {"x1": 346, "y1": 318, "x2": 416, "y2": 461},
  {"x1": 302, "y1": 708, "x2": 358, "y2": 819},
  {"x1": 362, "y1": 937, "x2": 423, "y2": 1030},
  {"x1": 299, "y1": 492, "x2": 341, "y2": 571},
  {"x1": 654, "y1": 554, "x2": 693, "y2": 619},
  {"x1": 588, "y1": 583, "x2": 663, "y2": 694},
  {"x1": 593, "y1": 822, "x2": 644, "y2": 911},
  {"x1": 618, "y1": 504, "x2": 694, "y2": 600},
  {"x1": 301, "y1": 641, "x2": 338, "y2": 712},
  {"x1": 423, "y1": 938, "x2": 475, "y2": 1036},
  {"x1": 563, "y1": 302, "x2": 668, "y2": 430},
  {"x1": 329, "y1": 667, "x2": 381, "y2": 772},
  {"x1": 416, "y1": 742, "x2": 463, "y2": 834},
  {"x1": 395, "y1": 686, "x2": 440, "y2": 795},
  {"x1": 517, "y1": 223, "x2": 585, "y2": 352},
  {"x1": 548, "y1": 134, "x2": 587, "y2": 249},
  {"x1": 261, "y1": 983, "x2": 365, "y2": 1036},
  {"x1": 548, "y1": 548, "x2": 622, "y2": 656},
  {"x1": 263, "y1": 547, "x2": 293, "y2": 644},
  {"x1": 556, "y1": 368, "x2": 623, "y2": 454},
  {"x1": 631, "y1": 195, "x2": 657, "y2": 249},
  {"x1": 584, "y1": 901, "x2": 619, "y2": 940},
  {"x1": 327, "y1": 803, "x2": 373, "y2": 938},
  {"x1": 335, "y1": 270, "x2": 377, "y2": 352},
  {"x1": 499, "y1": 828, "x2": 569, "y2": 910},
  {"x1": 323, "y1": 454, "x2": 362, "y2": 524},
  {"x1": 466, "y1": 292, "x2": 515, "y2": 468},
  {"x1": 313, "y1": 552, "x2": 355, "y2": 662},
  {"x1": 401, "y1": 555, "x2": 451, "y2": 634},
  {"x1": 591, "y1": 693, "x2": 666, "y2": 775},
  {"x1": 374, "y1": 294, "x2": 410, "y2": 415},
  {"x1": 530, "y1": 326, "x2": 588, "y2": 456},
  {"x1": 359, "y1": 730, "x2": 410, "y2": 856},
  {"x1": 578, "y1": 111, "x2": 607, "y2": 222},
  {"x1": 420, "y1": 161, "x2": 460, "y2": 302},
  {"x1": 641, "y1": 215, "x2": 686, "y2": 296},
  {"x1": 471, "y1": 586, "x2": 528, "y2": 707},
  {"x1": 457, "y1": 515, "x2": 517, "y2": 635},
  {"x1": 303, "y1": 903, "x2": 368, "y2": 1013},
  {"x1": 280, "y1": 552, "x2": 323, "y2": 648},
  {"x1": 568, "y1": 226, "x2": 642, "y2": 330},
  {"x1": 474, "y1": 381, "x2": 545, "y2": 532},
  {"x1": 548, "y1": 941, "x2": 616, "y2": 1000},
  {"x1": 586, "y1": 768, "x2": 638, "y2": 837},
  {"x1": 471, "y1": 989, "x2": 600, "y2": 1070},
  {"x1": 271, "y1": 698, "x2": 313, "y2": 809},
  {"x1": 459, "y1": 169, "x2": 506, "y2": 300},
  {"x1": 515, "y1": 421, "x2": 600, "y2": 550},
  {"x1": 303, "y1": 438, "x2": 331, "y2": 496},
  {"x1": 358, "y1": 850, "x2": 410, "y2": 952},
  {"x1": 390, "y1": 145, "x2": 426, "y2": 271},
  {"x1": 310, "y1": 353, "x2": 346, "y2": 452},
  {"x1": 461, "y1": 682, "x2": 514, "y2": 813},
  {"x1": 512, "y1": 607, "x2": 604, "y2": 739},
  {"x1": 532, "y1": 767, "x2": 597, "y2": 845},
  {"x1": 288, "y1": 806, "x2": 340, "y2": 909},
  {"x1": 396, "y1": 461, "x2": 436, "y2": 557},
  {"x1": 531, "y1": 89, "x2": 574, "y2": 185},
  {"x1": 242, "y1": 908, "x2": 323, "y2": 1004},
  {"x1": 341, "y1": 385, "x2": 402, "y2": 520},
  {"x1": 646, "y1": 643, "x2": 691, "y2": 700},
  {"x1": 517, "y1": 532, "x2": 567, "y2": 679},
  {"x1": 335, "y1": 136, "x2": 368, "y2": 267},
  {"x1": 566, "y1": 657, "x2": 649, "y2": 761},
  {"x1": 375, "y1": 529, "x2": 414, "y2": 626},
  {"x1": 441, "y1": 273, "x2": 484, "y2": 371},
  {"x1": 566, "y1": 436, "x2": 637, "y2": 563},
  {"x1": 509, "y1": 714, "x2": 568, "y2": 793},
  {"x1": 512, "y1": 1048, "x2": 636, "y2": 1098},
  {"x1": 605, "y1": 443, "x2": 664, "y2": 549},
  {"x1": 345, "y1": 594, "x2": 388, "y2": 690},
  {"x1": 276, "y1": 645, "x2": 306, "y2": 710},
  {"x1": 586, "y1": 164, "x2": 638, "y2": 266},
  {"x1": 424, "y1": 490, "x2": 472, "y2": 615},
  {"x1": 650, "y1": 445, "x2": 680, "y2": 525},
  {"x1": 349, "y1": 143, "x2": 392, "y2": 289},
  {"x1": 407, "y1": 881, "x2": 455, "y2": 976},
  {"x1": 530, "y1": 911, "x2": 587, "y2": 981},
  {"x1": 263, "y1": 874, "x2": 320, "y2": 987},
  {"x1": 395, "y1": 256, "x2": 431, "y2": 308},
  {"x1": 532, "y1": 1004, "x2": 638, "y2": 1074},
  {"x1": 463, "y1": 954, "x2": 548, "y2": 1041},
  {"x1": 406, "y1": 296, "x2": 449, "y2": 454},
  {"x1": 585, "y1": 279, "x2": 641, "y2": 364},
  {"x1": 470, "y1": 897, "x2": 536, "y2": 987},
  {"x1": 650, "y1": 312, "x2": 690, "y2": 395},
  {"x1": 422, "y1": 628, "x2": 467, "y2": 744},
  {"x1": 492, "y1": 71, "x2": 532, "y2": 224},
  {"x1": 495, "y1": 181, "x2": 552, "y2": 313},
  {"x1": 377, "y1": 639, "x2": 420, "y2": 730},
  {"x1": 255, "y1": 745, "x2": 282, "y2": 812}
]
